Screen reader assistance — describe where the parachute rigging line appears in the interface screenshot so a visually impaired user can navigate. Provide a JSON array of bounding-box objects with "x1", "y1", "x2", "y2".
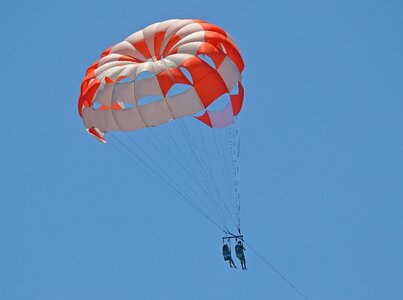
[
  {"x1": 243, "y1": 240, "x2": 310, "y2": 300},
  {"x1": 176, "y1": 119, "x2": 231, "y2": 230},
  {"x1": 159, "y1": 55, "x2": 233, "y2": 231},
  {"x1": 154, "y1": 126, "x2": 229, "y2": 223},
  {"x1": 142, "y1": 127, "x2": 227, "y2": 226},
  {"x1": 108, "y1": 132, "x2": 225, "y2": 232},
  {"x1": 124, "y1": 130, "x2": 218, "y2": 218},
  {"x1": 198, "y1": 123, "x2": 238, "y2": 228},
  {"x1": 212, "y1": 126, "x2": 239, "y2": 228}
]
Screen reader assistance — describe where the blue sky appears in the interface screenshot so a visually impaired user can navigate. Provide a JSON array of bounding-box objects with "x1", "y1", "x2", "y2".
[{"x1": 1, "y1": 0, "x2": 402, "y2": 299}]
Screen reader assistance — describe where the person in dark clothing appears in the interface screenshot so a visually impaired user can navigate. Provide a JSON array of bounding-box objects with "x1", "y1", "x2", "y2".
[
  {"x1": 222, "y1": 243, "x2": 237, "y2": 268},
  {"x1": 235, "y1": 241, "x2": 247, "y2": 270}
]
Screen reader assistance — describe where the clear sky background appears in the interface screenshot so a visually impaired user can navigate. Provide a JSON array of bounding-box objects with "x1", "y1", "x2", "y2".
[{"x1": 1, "y1": 0, "x2": 402, "y2": 299}]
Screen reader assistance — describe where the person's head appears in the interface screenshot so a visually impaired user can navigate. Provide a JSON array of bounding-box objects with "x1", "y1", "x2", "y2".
[{"x1": 238, "y1": 241, "x2": 242, "y2": 245}]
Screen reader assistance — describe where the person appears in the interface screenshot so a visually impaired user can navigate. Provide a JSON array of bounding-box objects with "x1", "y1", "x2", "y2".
[
  {"x1": 222, "y1": 243, "x2": 237, "y2": 268},
  {"x1": 235, "y1": 241, "x2": 247, "y2": 270}
]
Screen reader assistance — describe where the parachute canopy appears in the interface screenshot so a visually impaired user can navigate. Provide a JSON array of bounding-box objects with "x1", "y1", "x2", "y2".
[
  {"x1": 78, "y1": 19, "x2": 244, "y2": 142},
  {"x1": 78, "y1": 19, "x2": 244, "y2": 234}
]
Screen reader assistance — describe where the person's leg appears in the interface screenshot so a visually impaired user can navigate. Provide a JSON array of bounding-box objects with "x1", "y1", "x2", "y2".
[
  {"x1": 241, "y1": 259, "x2": 245, "y2": 270},
  {"x1": 231, "y1": 259, "x2": 237, "y2": 268}
]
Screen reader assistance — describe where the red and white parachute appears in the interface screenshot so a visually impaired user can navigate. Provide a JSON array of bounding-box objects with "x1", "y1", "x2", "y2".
[{"x1": 78, "y1": 19, "x2": 244, "y2": 233}]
